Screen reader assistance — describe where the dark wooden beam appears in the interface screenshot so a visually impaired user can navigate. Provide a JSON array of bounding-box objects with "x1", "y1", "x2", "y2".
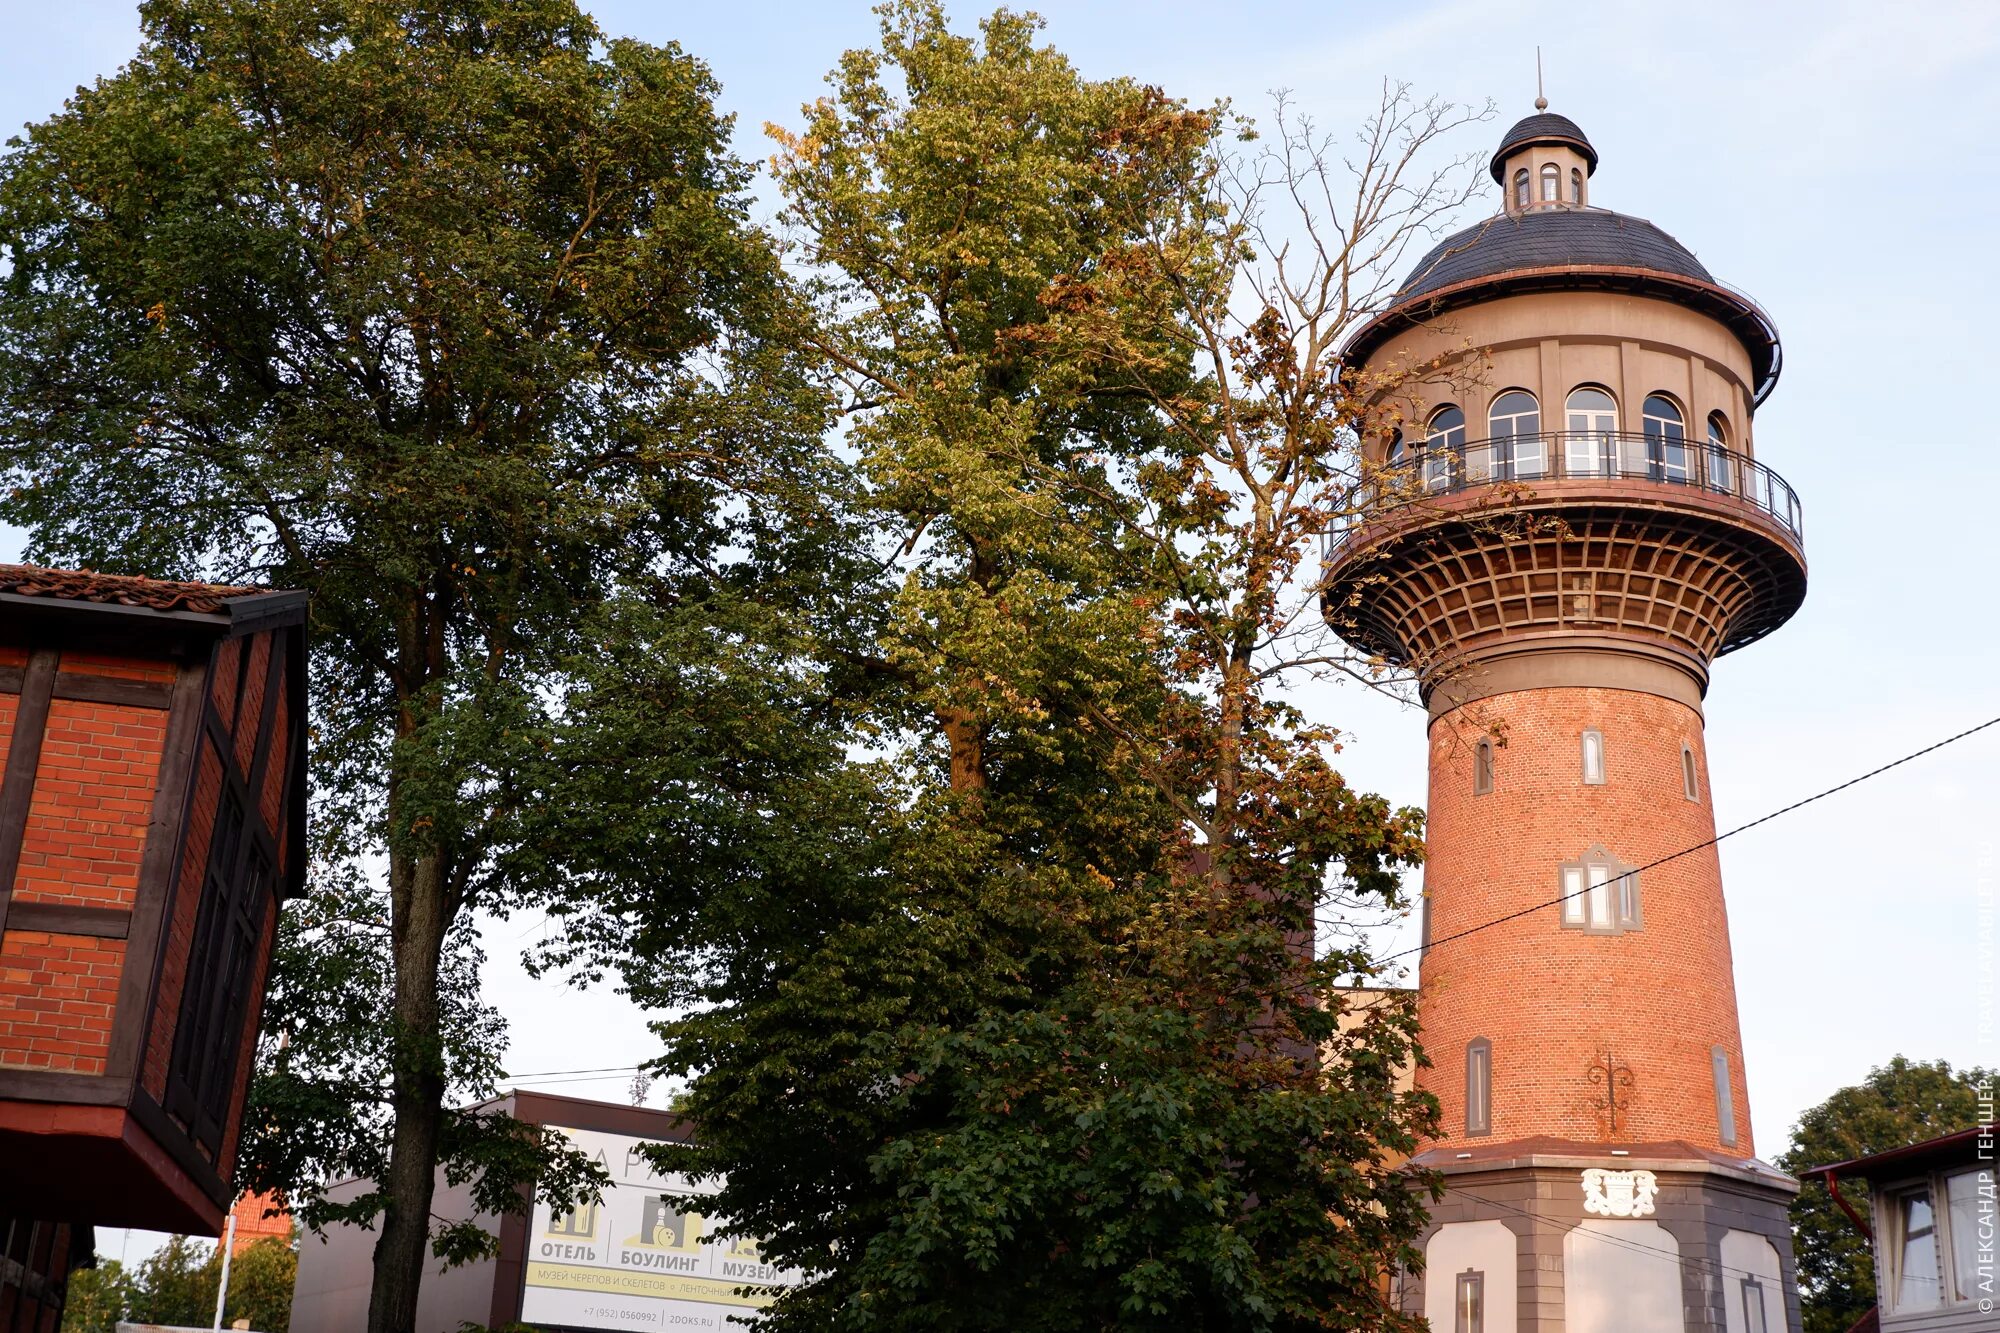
[
  {"x1": 0, "y1": 1070, "x2": 132, "y2": 1106},
  {"x1": 0, "y1": 650, "x2": 59, "y2": 938},
  {"x1": 3, "y1": 904, "x2": 132, "y2": 939},
  {"x1": 51, "y1": 672, "x2": 174, "y2": 710}
]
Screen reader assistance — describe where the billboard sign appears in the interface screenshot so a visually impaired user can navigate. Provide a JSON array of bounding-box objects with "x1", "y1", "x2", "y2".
[{"x1": 520, "y1": 1126, "x2": 790, "y2": 1331}]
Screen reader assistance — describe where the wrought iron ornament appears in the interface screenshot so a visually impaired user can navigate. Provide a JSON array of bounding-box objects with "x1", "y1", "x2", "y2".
[{"x1": 1585, "y1": 1049, "x2": 1635, "y2": 1138}]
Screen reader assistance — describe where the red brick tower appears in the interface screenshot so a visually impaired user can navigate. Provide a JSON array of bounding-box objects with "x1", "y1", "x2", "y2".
[{"x1": 1324, "y1": 109, "x2": 1805, "y2": 1333}]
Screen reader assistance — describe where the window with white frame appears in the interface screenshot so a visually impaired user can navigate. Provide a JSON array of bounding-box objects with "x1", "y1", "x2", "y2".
[
  {"x1": 1893, "y1": 1185, "x2": 1944, "y2": 1310},
  {"x1": 1946, "y1": 1167, "x2": 1996, "y2": 1305},
  {"x1": 1879, "y1": 1166, "x2": 1999, "y2": 1313},
  {"x1": 1559, "y1": 845, "x2": 1641, "y2": 934},
  {"x1": 1581, "y1": 728, "x2": 1606, "y2": 785}
]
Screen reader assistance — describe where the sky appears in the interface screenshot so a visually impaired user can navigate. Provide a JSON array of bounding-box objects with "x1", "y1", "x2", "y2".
[{"x1": 2, "y1": 0, "x2": 1997, "y2": 1260}]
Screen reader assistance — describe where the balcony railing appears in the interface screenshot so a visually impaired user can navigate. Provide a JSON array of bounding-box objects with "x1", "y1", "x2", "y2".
[{"x1": 1333, "y1": 431, "x2": 1802, "y2": 548}]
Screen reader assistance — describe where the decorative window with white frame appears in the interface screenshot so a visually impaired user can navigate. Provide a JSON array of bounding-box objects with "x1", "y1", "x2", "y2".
[{"x1": 1559, "y1": 844, "x2": 1641, "y2": 934}]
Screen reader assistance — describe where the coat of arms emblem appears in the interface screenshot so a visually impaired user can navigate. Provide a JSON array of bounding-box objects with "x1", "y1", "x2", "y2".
[{"x1": 1580, "y1": 1167, "x2": 1659, "y2": 1217}]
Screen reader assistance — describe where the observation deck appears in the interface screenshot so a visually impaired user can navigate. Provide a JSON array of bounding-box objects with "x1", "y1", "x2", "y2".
[{"x1": 1322, "y1": 431, "x2": 1806, "y2": 696}]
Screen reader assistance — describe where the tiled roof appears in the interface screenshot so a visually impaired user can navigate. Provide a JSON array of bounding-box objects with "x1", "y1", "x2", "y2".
[
  {"x1": 1398, "y1": 208, "x2": 1715, "y2": 304},
  {"x1": 1491, "y1": 111, "x2": 1598, "y2": 180},
  {"x1": 0, "y1": 563, "x2": 262, "y2": 615}
]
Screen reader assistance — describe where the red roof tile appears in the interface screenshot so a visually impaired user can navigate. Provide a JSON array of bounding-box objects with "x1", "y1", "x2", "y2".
[{"x1": 0, "y1": 563, "x2": 263, "y2": 615}]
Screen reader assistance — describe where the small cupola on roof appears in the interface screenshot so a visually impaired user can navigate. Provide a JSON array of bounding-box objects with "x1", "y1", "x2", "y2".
[{"x1": 1492, "y1": 100, "x2": 1598, "y2": 215}]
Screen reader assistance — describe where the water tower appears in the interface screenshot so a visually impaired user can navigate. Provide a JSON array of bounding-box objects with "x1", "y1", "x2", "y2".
[{"x1": 1325, "y1": 108, "x2": 1806, "y2": 1333}]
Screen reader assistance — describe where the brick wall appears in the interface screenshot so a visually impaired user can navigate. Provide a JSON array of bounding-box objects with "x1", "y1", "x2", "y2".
[
  {"x1": 11, "y1": 697, "x2": 165, "y2": 911},
  {"x1": 232, "y1": 633, "x2": 269, "y2": 777},
  {"x1": 1418, "y1": 685, "x2": 1754, "y2": 1155},
  {"x1": 0, "y1": 932, "x2": 124, "y2": 1074}
]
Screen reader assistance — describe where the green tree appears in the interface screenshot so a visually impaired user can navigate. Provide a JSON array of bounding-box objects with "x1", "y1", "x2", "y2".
[
  {"x1": 130, "y1": 1236, "x2": 218, "y2": 1328},
  {"x1": 0, "y1": 2, "x2": 823, "y2": 1329},
  {"x1": 1777, "y1": 1057, "x2": 1995, "y2": 1333},
  {"x1": 538, "y1": 6, "x2": 1465, "y2": 1327},
  {"x1": 224, "y1": 1235, "x2": 300, "y2": 1333},
  {"x1": 58, "y1": 1259, "x2": 136, "y2": 1333}
]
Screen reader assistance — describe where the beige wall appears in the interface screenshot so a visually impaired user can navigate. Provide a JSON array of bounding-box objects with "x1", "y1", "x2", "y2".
[
  {"x1": 1364, "y1": 290, "x2": 1757, "y2": 459},
  {"x1": 1498, "y1": 142, "x2": 1592, "y2": 212}
]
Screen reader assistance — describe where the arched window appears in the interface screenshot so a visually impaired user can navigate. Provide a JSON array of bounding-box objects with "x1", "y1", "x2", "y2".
[
  {"x1": 1564, "y1": 386, "x2": 1617, "y2": 476},
  {"x1": 1513, "y1": 168, "x2": 1530, "y2": 210},
  {"x1": 1707, "y1": 412, "x2": 1734, "y2": 493},
  {"x1": 1386, "y1": 429, "x2": 1409, "y2": 467},
  {"x1": 1474, "y1": 739, "x2": 1494, "y2": 795},
  {"x1": 1681, "y1": 743, "x2": 1700, "y2": 801},
  {"x1": 1540, "y1": 163, "x2": 1560, "y2": 202},
  {"x1": 1424, "y1": 405, "x2": 1465, "y2": 491},
  {"x1": 1571, "y1": 167, "x2": 1583, "y2": 204},
  {"x1": 1581, "y1": 728, "x2": 1606, "y2": 785},
  {"x1": 1466, "y1": 1038, "x2": 1492, "y2": 1136},
  {"x1": 1487, "y1": 389, "x2": 1544, "y2": 479},
  {"x1": 1643, "y1": 394, "x2": 1690, "y2": 483},
  {"x1": 1488, "y1": 390, "x2": 1539, "y2": 438}
]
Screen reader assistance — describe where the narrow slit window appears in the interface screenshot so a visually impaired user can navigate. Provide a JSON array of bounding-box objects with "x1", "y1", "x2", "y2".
[
  {"x1": 1474, "y1": 739, "x2": 1494, "y2": 794},
  {"x1": 1713, "y1": 1045, "x2": 1738, "y2": 1146},
  {"x1": 1466, "y1": 1039, "x2": 1492, "y2": 1136},
  {"x1": 1616, "y1": 873, "x2": 1641, "y2": 929},
  {"x1": 1561, "y1": 865, "x2": 1587, "y2": 927},
  {"x1": 1741, "y1": 1276, "x2": 1767, "y2": 1333},
  {"x1": 1456, "y1": 1269, "x2": 1486, "y2": 1333},
  {"x1": 1582, "y1": 729, "x2": 1606, "y2": 785},
  {"x1": 1682, "y1": 743, "x2": 1700, "y2": 801}
]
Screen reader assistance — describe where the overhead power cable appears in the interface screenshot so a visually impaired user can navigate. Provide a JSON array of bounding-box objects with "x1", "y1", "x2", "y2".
[
  {"x1": 1385, "y1": 712, "x2": 2000, "y2": 965},
  {"x1": 499, "y1": 1063, "x2": 641, "y2": 1081}
]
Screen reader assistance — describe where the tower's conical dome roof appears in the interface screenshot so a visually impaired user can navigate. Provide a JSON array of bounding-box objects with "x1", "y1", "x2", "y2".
[
  {"x1": 1398, "y1": 210, "x2": 1712, "y2": 304},
  {"x1": 1489, "y1": 111, "x2": 1598, "y2": 181},
  {"x1": 1341, "y1": 106, "x2": 1783, "y2": 403}
]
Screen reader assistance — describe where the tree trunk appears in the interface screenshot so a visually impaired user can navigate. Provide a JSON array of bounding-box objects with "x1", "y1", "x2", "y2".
[
  {"x1": 941, "y1": 707, "x2": 987, "y2": 793},
  {"x1": 366, "y1": 849, "x2": 451, "y2": 1333}
]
